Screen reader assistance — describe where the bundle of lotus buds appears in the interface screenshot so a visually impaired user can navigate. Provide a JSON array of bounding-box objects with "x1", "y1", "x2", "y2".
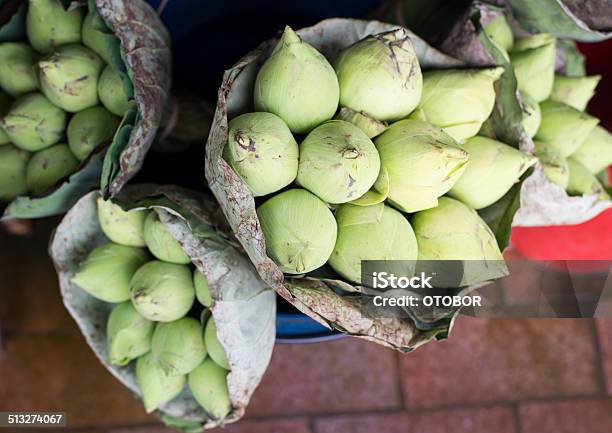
[
  {"x1": 221, "y1": 25, "x2": 535, "y2": 282},
  {"x1": 0, "y1": 1, "x2": 128, "y2": 201},
  {"x1": 484, "y1": 15, "x2": 611, "y2": 201},
  {"x1": 69, "y1": 196, "x2": 232, "y2": 419},
  {"x1": 0, "y1": 0, "x2": 170, "y2": 218}
]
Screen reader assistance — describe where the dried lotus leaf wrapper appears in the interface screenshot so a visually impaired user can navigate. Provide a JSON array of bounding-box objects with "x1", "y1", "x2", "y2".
[{"x1": 50, "y1": 186, "x2": 275, "y2": 429}]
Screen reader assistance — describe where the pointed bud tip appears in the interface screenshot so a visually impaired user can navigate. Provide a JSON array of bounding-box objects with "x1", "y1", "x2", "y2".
[{"x1": 281, "y1": 25, "x2": 301, "y2": 45}]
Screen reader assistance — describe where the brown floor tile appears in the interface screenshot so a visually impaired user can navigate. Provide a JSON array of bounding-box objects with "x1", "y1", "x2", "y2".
[
  {"x1": 500, "y1": 257, "x2": 543, "y2": 306},
  {"x1": 399, "y1": 317, "x2": 603, "y2": 408},
  {"x1": 596, "y1": 318, "x2": 612, "y2": 395},
  {"x1": 246, "y1": 338, "x2": 401, "y2": 416},
  {"x1": 0, "y1": 219, "x2": 75, "y2": 334},
  {"x1": 519, "y1": 398, "x2": 612, "y2": 433},
  {"x1": 109, "y1": 418, "x2": 312, "y2": 433},
  {"x1": 0, "y1": 335, "x2": 154, "y2": 427},
  {"x1": 314, "y1": 406, "x2": 516, "y2": 433}
]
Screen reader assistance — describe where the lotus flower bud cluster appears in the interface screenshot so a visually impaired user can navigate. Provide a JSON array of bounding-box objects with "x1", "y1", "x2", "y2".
[
  {"x1": 222, "y1": 26, "x2": 530, "y2": 284},
  {"x1": 535, "y1": 96, "x2": 612, "y2": 196},
  {"x1": 490, "y1": 23, "x2": 610, "y2": 201},
  {"x1": 0, "y1": 1, "x2": 129, "y2": 203},
  {"x1": 71, "y1": 198, "x2": 232, "y2": 419},
  {"x1": 529, "y1": 79, "x2": 609, "y2": 198}
]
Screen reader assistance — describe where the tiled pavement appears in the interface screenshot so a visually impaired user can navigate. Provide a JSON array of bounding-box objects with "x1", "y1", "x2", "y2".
[{"x1": 1, "y1": 222, "x2": 612, "y2": 433}]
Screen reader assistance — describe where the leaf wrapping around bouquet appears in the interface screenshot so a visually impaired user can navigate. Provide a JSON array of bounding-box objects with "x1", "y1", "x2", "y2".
[
  {"x1": 432, "y1": 2, "x2": 612, "y2": 227},
  {"x1": 49, "y1": 186, "x2": 275, "y2": 429},
  {"x1": 206, "y1": 18, "x2": 474, "y2": 351},
  {"x1": 505, "y1": 0, "x2": 612, "y2": 42},
  {"x1": 1, "y1": 0, "x2": 171, "y2": 219}
]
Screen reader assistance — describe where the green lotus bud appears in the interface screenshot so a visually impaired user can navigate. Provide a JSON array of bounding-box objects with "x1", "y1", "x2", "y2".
[
  {"x1": 254, "y1": 26, "x2": 339, "y2": 133},
  {"x1": 136, "y1": 353, "x2": 185, "y2": 414},
  {"x1": 566, "y1": 158, "x2": 610, "y2": 200},
  {"x1": 193, "y1": 270, "x2": 212, "y2": 307},
  {"x1": 534, "y1": 140, "x2": 569, "y2": 188},
  {"x1": 26, "y1": 0, "x2": 84, "y2": 54},
  {"x1": 67, "y1": 106, "x2": 120, "y2": 161},
  {"x1": 550, "y1": 75, "x2": 601, "y2": 111},
  {"x1": 107, "y1": 301, "x2": 154, "y2": 366},
  {"x1": 296, "y1": 120, "x2": 380, "y2": 204},
  {"x1": 188, "y1": 359, "x2": 231, "y2": 421},
  {"x1": 572, "y1": 126, "x2": 612, "y2": 174},
  {"x1": 223, "y1": 111, "x2": 298, "y2": 197},
  {"x1": 412, "y1": 197, "x2": 504, "y2": 284},
  {"x1": 373, "y1": 119, "x2": 469, "y2": 213},
  {"x1": 129, "y1": 260, "x2": 195, "y2": 322},
  {"x1": 38, "y1": 44, "x2": 104, "y2": 113},
  {"x1": 151, "y1": 317, "x2": 207, "y2": 376},
  {"x1": 97, "y1": 197, "x2": 147, "y2": 247},
  {"x1": 1, "y1": 92, "x2": 67, "y2": 151},
  {"x1": 410, "y1": 67, "x2": 503, "y2": 143},
  {"x1": 0, "y1": 43, "x2": 39, "y2": 97},
  {"x1": 448, "y1": 136, "x2": 537, "y2": 209},
  {"x1": 26, "y1": 143, "x2": 79, "y2": 195},
  {"x1": 0, "y1": 145, "x2": 30, "y2": 202},
  {"x1": 0, "y1": 91, "x2": 12, "y2": 145},
  {"x1": 72, "y1": 242, "x2": 149, "y2": 302},
  {"x1": 256, "y1": 188, "x2": 337, "y2": 274},
  {"x1": 144, "y1": 212, "x2": 191, "y2": 264},
  {"x1": 520, "y1": 92, "x2": 541, "y2": 139},
  {"x1": 204, "y1": 317, "x2": 229, "y2": 369},
  {"x1": 484, "y1": 14, "x2": 514, "y2": 53},
  {"x1": 82, "y1": 12, "x2": 112, "y2": 64},
  {"x1": 411, "y1": 197, "x2": 508, "y2": 288},
  {"x1": 510, "y1": 34, "x2": 555, "y2": 102},
  {"x1": 535, "y1": 100, "x2": 599, "y2": 157},
  {"x1": 328, "y1": 203, "x2": 418, "y2": 284},
  {"x1": 98, "y1": 64, "x2": 133, "y2": 117},
  {"x1": 334, "y1": 28, "x2": 422, "y2": 122},
  {"x1": 334, "y1": 107, "x2": 387, "y2": 138}
]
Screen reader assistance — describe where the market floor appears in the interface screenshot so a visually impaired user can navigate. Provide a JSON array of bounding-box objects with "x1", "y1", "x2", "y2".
[{"x1": 1, "y1": 220, "x2": 612, "y2": 433}]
